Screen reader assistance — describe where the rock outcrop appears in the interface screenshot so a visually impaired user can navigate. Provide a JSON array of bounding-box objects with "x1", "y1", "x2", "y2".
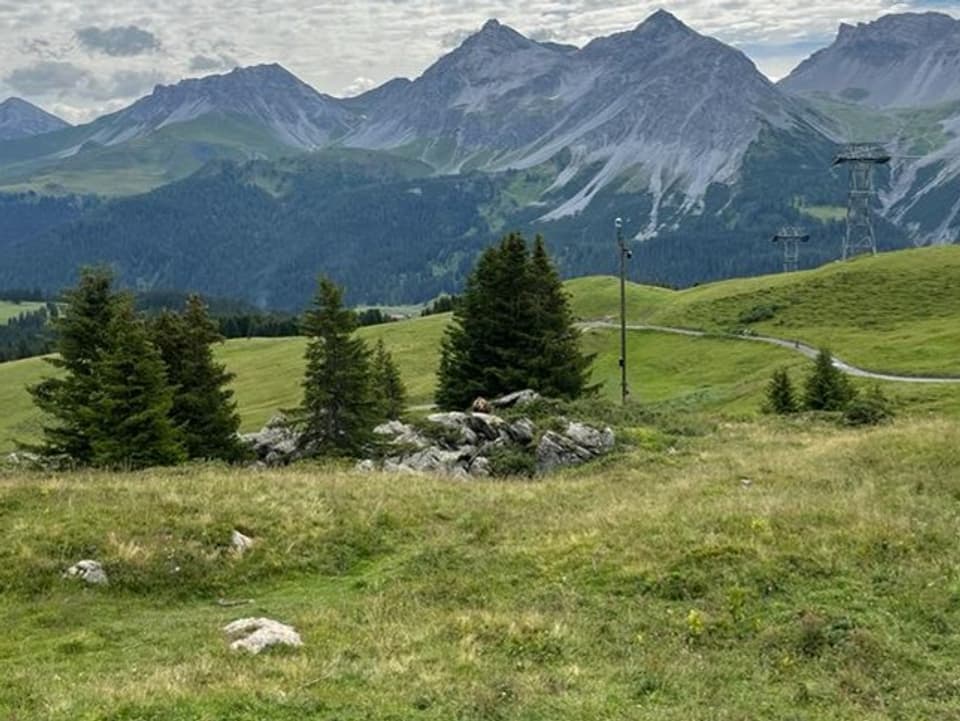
[
  {"x1": 370, "y1": 412, "x2": 613, "y2": 477},
  {"x1": 241, "y1": 396, "x2": 614, "y2": 475}
]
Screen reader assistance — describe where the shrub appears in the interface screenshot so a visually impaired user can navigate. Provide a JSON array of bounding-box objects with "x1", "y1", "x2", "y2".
[
  {"x1": 738, "y1": 304, "x2": 780, "y2": 324},
  {"x1": 843, "y1": 385, "x2": 894, "y2": 427},
  {"x1": 486, "y1": 446, "x2": 537, "y2": 478}
]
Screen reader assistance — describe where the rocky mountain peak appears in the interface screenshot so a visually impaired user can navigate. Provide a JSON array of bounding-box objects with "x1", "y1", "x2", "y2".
[
  {"x1": 781, "y1": 11, "x2": 960, "y2": 107},
  {"x1": 635, "y1": 9, "x2": 694, "y2": 37},
  {"x1": 457, "y1": 18, "x2": 541, "y2": 54},
  {"x1": 0, "y1": 97, "x2": 70, "y2": 141},
  {"x1": 87, "y1": 62, "x2": 355, "y2": 150},
  {"x1": 836, "y1": 12, "x2": 958, "y2": 48}
]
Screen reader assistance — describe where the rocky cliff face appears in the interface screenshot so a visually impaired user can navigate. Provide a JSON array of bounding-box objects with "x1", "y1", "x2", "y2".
[
  {"x1": 346, "y1": 10, "x2": 824, "y2": 227},
  {"x1": 780, "y1": 12, "x2": 960, "y2": 108}
]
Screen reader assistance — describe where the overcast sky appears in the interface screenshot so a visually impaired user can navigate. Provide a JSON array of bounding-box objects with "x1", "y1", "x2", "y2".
[{"x1": 1, "y1": 0, "x2": 955, "y2": 124}]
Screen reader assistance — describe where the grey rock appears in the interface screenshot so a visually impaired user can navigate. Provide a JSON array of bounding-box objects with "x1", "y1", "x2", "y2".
[
  {"x1": 64, "y1": 560, "x2": 108, "y2": 586},
  {"x1": 426, "y1": 412, "x2": 478, "y2": 446},
  {"x1": 231, "y1": 530, "x2": 254, "y2": 555},
  {"x1": 241, "y1": 420, "x2": 302, "y2": 465},
  {"x1": 469, "y1": 456, "x2": 492, "y2": 477},
  {"x1": 490, "y1": 389, "x2": 542, "y2": 408},
  {"x1": 535, "y1": 422, "x2": 616, "y2": 473},
  {"x1": 536, "y1": 431, "x2": 594, "y2": 473},
  {"x1": 465, "y1": 413, "x2": 507, "y2": 441},
  {"x1": 505, "y1": 418, "x2": 536, "y2": 445},
  {"x1": 564, "y1": 422, "x2": 615, "y2": 452},
  {"x1": 224, "y1": 617, "x2": 303, "y2": 654},
  {"x1": 392, "y1": 446, "x2": 472, "y2": 475},
  {"x1": 4, "y1": 451, "x2": 71, "y2": 471},
  {"x1": 355, "y1": 459, "x2": 377, "y2": 473},
  {"x1": 373, "y1": 421, "x2": 431, "y2": 449}
]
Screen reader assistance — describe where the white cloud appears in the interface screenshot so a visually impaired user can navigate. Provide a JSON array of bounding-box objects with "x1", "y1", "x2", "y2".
[
  {"x1": 0, "y1": 1, "x2": 955, "y2": 120},
  {"x1": 341, "y1": 76, "x2": 378, "y2": 97}
]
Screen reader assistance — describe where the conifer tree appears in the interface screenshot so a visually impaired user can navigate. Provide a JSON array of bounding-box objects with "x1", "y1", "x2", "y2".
[
  {"x1": 28, "y1": 267, "x2": 122, "y2": 461},
  {"x1": 151, "y1": 295, "x2": 245, "y2": 461},
  {"x1": 528, "y1": 235, "x2": 595, "y2": 399},
  {"x1": 435, "y1": 232, "x2": 592, "y2": 409},
  {"x1": 804, "y1": 348, "x2": 856, "y2": 411},
  {"x1": 765, "y1": 367, "x2": 798, "y2": 414},
  {"x1": 371, "y1": 339, "x2": 407, "y2": 420},
  {"x1": 296, "y1": 277, "x2": 377, "y2": 456},
  {"x1": 87, "y1": 300, "x2": 185, "y2": 469}
]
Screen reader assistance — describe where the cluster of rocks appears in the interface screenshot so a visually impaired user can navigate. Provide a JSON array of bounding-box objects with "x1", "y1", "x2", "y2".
[
  {"x1": 364, "y1": 398, "x2": 615, "y2": 477},
  {"x1": 240, "y1": 390, "x2": 615, "y2": 476}
]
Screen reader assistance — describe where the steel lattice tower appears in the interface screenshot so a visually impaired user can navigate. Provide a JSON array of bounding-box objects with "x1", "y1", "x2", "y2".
[
  {"x1": 771, "y1": 226, "x2": 809, "y2": 273},
  {"x1": 833, "y1": 143, "x2": 891, "y2": 260}
]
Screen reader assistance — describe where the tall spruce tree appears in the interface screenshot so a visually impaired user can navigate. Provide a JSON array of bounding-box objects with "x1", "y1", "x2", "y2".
[
  {"x1": 371, "y1": 339, "x2": 407, "y2": 420},
  {"x1": 436, "y1": 232, "x2": 592, "y2": 409},
  {"x1": 297, "y1": 277, "x2": 377, "y2": 456},
  {"x1": 28, "y1": 267, "x2": 122, "y2": 461},
  {"x1": 87, "y1": 300, "x2": 185, "y2": 469},
  {"x1": 151, "y1": 296, "x2": 245, "y2": 461},
  {"x1": 804, "y1": 348, "x2": 856, "y2": 411}
]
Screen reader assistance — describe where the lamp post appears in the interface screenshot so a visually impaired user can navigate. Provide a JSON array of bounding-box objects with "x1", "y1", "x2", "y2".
[{"x1": 616, "y1": 217, "x2": 631, "y2": 405}]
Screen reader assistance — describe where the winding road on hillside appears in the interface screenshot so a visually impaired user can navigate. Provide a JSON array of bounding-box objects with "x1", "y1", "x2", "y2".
[{"x1": 581, "y1": 321, "x2": 960, "y2": 384}]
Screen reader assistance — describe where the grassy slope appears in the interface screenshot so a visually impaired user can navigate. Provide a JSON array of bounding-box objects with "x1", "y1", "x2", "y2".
[
  {"x1": 0, "y1": 323, "x2": 817, "y2": 453},
  {"x1": 2, "y1": 417, "x2": 959, "y2": 718},
  {"x1": 570, "y1": 246, "x2": 960, "y2": 377},
  {"x1": 4, "y1": 246, "x2": 960, "y2": 451},
  {"x1": 0, "y1": 115, "x2": 297, "y2": 197},
  {"x1": 0, "y1": 300, "x2": 43, "y2": 324}
]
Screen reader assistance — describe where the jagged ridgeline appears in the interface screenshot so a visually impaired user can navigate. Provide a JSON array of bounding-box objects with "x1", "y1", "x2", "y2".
[{"x1": 0, "y1": 11, "x2": 957, "y2": 307}]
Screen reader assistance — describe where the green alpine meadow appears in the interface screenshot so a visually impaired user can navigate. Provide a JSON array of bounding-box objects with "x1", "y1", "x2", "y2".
[{"x1": 3, "y1": 5, "x2": 960, "y2": 719}]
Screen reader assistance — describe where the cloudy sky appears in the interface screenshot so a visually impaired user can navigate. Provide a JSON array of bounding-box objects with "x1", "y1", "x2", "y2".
[{"x1": 1, "y1": 0, "x2": 955, "y2": 123}]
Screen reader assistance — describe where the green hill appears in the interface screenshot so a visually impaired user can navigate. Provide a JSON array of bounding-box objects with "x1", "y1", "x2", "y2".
[
  {"x1": 2, "y1": 246, "x2": 960, "y2": 452},
  {"x1": 0, "y1": 300, "x2": 42, "y2": 324},
  {"x1": 3, "y1": 247, "x2": 960, "y2": 718},
  {"x1": 571, "y1": 246, "x2": 960, "y2": 376},
  {"x1": 0, "y1": 115, "x2": 298, "y2": 197}
]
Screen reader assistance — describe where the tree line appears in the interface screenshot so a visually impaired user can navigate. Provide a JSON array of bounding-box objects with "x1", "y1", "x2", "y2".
[
  {"x1": 26, "y1": 270, "x2": 410, "y2": 467},
  {"x1": 0, "y1": 304, "x2": 57, "y2": 362},
  {"x1": 28, "y1": 270, "x2": 247, "y2": 468},
  {"x1": 26, "y1": 232, "x2": 591, "y2": 468}
]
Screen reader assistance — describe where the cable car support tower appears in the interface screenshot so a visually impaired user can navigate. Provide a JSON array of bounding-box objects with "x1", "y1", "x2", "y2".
[
  {"x1": 833, "y1": 143, "x2": 891, "y2": 259},
  {"x1": 771, "y1": 226, "x2": 809, "y2": 273}
]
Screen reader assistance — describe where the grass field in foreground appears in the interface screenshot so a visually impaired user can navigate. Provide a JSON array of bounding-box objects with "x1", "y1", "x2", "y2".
[
  {"x1": 569, "y1": 246, "x2": 960, "y2": 377},
  {"x1": 2, "y1": 416, "x2": 959, "y2": 719}
]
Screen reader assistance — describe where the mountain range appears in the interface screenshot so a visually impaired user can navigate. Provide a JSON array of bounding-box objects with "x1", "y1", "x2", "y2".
[{"x1": 0, "y1": 10, "x2": 957, "y2": 308}]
